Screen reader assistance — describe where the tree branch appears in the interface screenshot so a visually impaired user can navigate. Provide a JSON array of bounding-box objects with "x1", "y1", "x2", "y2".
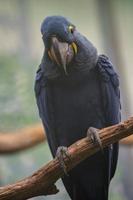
[
  {"x1": 0, "y1": 117, "x2": 133, "y2": 200},
  {"x1": 0, "y1": 121, "x2": 132, "y2": 155},
  {"x1": 0, "y1": 124, "x2": 45, "y2": 154},
  {"x1": 120, "y1": 135, "x2": 133, "y2": 145}
]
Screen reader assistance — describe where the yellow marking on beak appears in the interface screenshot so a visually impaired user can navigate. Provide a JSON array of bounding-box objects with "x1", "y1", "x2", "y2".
[
  {"x1": 48, "y1": 50, "x2": 53, "y2": 61},
  {"x1": 71, "y1": 42, "x2": 77, "y2": 54}
]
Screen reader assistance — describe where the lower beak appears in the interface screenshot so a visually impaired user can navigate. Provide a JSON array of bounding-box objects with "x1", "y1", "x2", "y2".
[{"x1": 48, "y1": 37, "x2": 77, "y2": 75}]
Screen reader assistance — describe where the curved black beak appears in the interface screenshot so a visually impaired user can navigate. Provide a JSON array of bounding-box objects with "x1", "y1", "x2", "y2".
[{"x1": 48, "y1": 37, "x2": 77, "y2": 75}]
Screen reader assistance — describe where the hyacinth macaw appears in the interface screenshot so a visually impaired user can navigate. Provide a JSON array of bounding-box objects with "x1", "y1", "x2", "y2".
[{"x1": 35, "y1": 16, "x2": 121, "y2": 200}]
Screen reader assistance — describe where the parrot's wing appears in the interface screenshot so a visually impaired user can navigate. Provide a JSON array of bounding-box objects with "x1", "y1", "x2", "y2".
[
  {"x1": 34, "y1": 65, "x2": 58, "y2": 156},
  {"x1": 97, "y1": 54, "x2": 121, "y2": 125},
  {"x1": 97, "y1": 54, "x2": 121, "y2": 179}
]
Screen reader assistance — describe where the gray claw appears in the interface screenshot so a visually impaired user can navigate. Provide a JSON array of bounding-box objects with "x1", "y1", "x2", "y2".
[
  {"x1": 56, "y1": 146, "x2": 71, "y2": 176},
  {"x1": 87, "y1": 127, "x2": 103, "y2": 152}
]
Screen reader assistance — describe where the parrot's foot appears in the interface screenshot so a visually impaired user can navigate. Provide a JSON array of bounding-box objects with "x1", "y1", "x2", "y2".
[
  {"x1": 56, "y1": 146, "x2": 71, "y2": 176},
  {"x1": 87, "y1": 127, "x2": 103, "y2": 152}
]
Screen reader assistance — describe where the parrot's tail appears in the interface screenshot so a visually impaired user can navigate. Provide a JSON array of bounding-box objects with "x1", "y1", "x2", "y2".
[
  {"x1": 72, "y1": 184, "x2": 109, "y2": 200},
  {"x1": 62, "y1": 177, "x2": 109, "y2": 200}
]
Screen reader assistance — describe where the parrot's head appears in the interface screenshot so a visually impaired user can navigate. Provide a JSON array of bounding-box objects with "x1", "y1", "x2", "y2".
[{"x1": 41, "y1": 16, "x2": 97, "y2": 76}]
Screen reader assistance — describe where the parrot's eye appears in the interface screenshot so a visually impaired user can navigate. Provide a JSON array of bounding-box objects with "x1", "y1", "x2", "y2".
[{"x1": 68, "y1": 25, "x2": 75, "y2": 34}]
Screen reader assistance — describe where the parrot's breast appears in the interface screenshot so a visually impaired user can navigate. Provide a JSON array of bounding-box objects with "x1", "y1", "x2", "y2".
[{"x1": 47, "y1": 68, "x2": 105, "y2": 147}]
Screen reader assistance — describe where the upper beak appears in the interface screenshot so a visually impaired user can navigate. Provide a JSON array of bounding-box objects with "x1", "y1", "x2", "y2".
[{"x1": 48, "y1": 37, "x2": 77, "y2": 75}]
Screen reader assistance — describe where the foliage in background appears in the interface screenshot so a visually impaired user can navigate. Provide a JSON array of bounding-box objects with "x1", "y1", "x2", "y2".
[{"x1": 0, "y1": 56, "x2": 38, "y2": 131}]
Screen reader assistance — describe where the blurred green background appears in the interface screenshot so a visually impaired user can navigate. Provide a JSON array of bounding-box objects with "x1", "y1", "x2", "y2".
[{"x1": 0, "y1": 0, "x2": 133, "y2": 199}]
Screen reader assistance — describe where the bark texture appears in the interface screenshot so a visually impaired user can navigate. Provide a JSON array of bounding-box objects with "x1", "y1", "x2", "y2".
[
  {"x1": 0, "y1": 122, "x2": 132, "y2": 155},
  {"x1": 0, "y1": 117, "x2": 133, "y2": 200}
]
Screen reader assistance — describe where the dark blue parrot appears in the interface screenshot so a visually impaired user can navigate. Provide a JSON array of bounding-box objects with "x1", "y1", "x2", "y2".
[{"x1": 35, "y1": 16, "x2": 121, "y2": 200}]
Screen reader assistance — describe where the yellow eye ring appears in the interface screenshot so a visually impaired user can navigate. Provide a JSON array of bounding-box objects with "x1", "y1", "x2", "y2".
[{"x1": 68, "y1": 25, "x2": 74, "y2": 34}]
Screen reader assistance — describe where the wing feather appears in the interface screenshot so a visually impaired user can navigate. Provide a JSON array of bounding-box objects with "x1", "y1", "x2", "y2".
[
  {"x1": 34, "y1": 65, "x2": 57, "y2": 155},
  {"x1": 97, "y1": 54, "x2": 121, "y2": 178}
]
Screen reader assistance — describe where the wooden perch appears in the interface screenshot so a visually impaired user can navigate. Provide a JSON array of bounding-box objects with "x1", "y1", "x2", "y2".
[
  {"x1": 120, "y1": 135, "x2": 133, "y2": 145},
  {"x1": 0, "y1": 122, "x2": 133, "y2": 154},
  {"x1": 0, "y1": 124, "x2": 45, "y2": 154},
  {"x1": 0, "y1": 117, "x2": 133, "y2": 200}
]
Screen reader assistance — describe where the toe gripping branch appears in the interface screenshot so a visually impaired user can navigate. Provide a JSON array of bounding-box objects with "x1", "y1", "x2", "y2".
[
  {"x1": 87, "y1": 127, "x2": 104, "y2": 153},
  {"x1": 56, "y1": 146, "x2": 71, "y2": 176}
]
